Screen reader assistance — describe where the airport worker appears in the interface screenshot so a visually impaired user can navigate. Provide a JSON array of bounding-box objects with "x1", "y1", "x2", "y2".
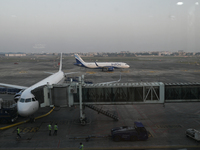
[
  {"x1": 53, "y1": 123, "x2": 58, "y2": 136},
  {"x1": 79, "y1": 142, "x2": 84, "y2": 150},
  {"x1": 17, "y1": 127, "x2": 21, "y2": 138},
  {"x1": 48, "y1": 123, "x2": 52, "y2": 136}
]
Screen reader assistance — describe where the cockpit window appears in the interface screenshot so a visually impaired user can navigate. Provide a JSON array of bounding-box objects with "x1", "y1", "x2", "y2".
[
  {"x1": 25, "y1": 98, "x2": 32, "y2": 102},
  {"x1": 19, "y1": 98, "x2": 25, "y2": 103},
  {"x1": 32, "y1": 97, "x2": 36, "y2": 101}
]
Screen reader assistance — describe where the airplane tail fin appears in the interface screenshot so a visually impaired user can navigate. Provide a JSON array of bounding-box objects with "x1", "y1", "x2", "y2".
[
  {"x1": 59, "y1": 53, "x2": 62, "y2": 71},
  {"x1": 95, "y1": 61, "x2": 99, "y2": 67},
  {"x1": 74, "y1": 54, "x2": 85, "y2": 66}
]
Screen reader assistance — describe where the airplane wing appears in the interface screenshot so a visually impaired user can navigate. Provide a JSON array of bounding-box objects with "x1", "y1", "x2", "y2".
[
  {"x1": 44, "y1": 72, "x2": 54, "y2": 75},
  {"x1": 0, "y1": 83, "x2": 28, "y2": 89},
  {"x1": 45, "y1": 71, "x2": 80, "y2": 76},
  {"x1": 64, "y1": 72, "x2": 79, "y2": 75}
]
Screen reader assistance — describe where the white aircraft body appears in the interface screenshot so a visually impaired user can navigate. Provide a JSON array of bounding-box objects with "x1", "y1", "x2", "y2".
[
  {"x1": 0, "y1": 53, "x2": 72, "y2": 117},
  {"x1": 74, "y1": 54, "x2": 130, "y2": 71}
]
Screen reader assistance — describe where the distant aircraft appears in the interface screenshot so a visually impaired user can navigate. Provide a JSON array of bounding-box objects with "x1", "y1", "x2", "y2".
[
  {"x1": 74, "y1": 54, "x2": 130, "y2": 71},
  {"x1": 0, "y1": 53, "x2": 75, "y2": 119}
]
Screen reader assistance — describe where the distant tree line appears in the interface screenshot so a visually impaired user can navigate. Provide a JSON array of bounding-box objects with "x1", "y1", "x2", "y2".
[{"x1": 107, "y1": 53, "x2": 136, "y2": 57}]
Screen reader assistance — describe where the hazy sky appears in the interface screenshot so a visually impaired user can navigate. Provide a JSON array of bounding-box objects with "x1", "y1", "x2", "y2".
[{"x1": 0, "y1": 0, "x2": 199, "y2": 53}]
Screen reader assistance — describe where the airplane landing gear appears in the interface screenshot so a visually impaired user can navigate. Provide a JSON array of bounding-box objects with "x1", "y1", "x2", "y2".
[{"x1": 29, "y1": 115, "x2": 35, "y2": 123}]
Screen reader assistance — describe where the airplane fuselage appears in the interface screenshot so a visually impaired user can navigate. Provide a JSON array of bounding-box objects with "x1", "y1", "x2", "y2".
[
  {"x1": 0, "y1": 53, "x2": 66, "y2": 117},
  {"x1": 74, "y1": 54, "x2": 130, "y2": 71},
  {"x1": 80, "y1": 62, "x2": 129, "y2": 69},
  {"x1": 17, "y1": 70, "x2": 64, "y2": 117}
]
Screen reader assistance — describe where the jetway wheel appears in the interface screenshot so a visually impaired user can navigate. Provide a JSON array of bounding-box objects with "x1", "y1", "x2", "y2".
[{"x1": 81, "y1": 120, "x2": 86, "y2": 126}]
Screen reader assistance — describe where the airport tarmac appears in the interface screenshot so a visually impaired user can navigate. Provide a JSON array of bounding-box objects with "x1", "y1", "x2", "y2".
[
  {"x1": 0, "y1": 55, "x2": 200, "y2": 149},
  {"x1": 1, "y1": 99, "x2": 200, "y2": 150},
  {"x1": 0, "y1": 55, "x2": 200, "y2": 86}
]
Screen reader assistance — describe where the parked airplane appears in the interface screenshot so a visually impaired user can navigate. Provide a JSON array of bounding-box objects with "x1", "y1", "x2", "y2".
[
  {"x1": 74, "y1": 54, "x2": 130, "y2": 71},
  {"x1": 0, "y1": 53, "x2": 74, "y2": 118}
]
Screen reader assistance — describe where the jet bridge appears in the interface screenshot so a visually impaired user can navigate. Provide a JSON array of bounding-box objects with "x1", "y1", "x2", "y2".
[
  {"x1": 40, "y1": 78, "x2": 165, "y2": 107},
  {"x1": 41, "y1": 75, "x2": 165, "y2": 125},
  {"x1": 73, "y1": 82, "x2": 165, "y2": 105},
  {"x1": 40, "y1": 75, "x2": 200, "y2": 125}
]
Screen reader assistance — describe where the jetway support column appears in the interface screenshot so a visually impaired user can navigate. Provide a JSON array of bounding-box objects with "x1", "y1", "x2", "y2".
[
  {"x1": 159, "y1": 82, "x2": 165, "y2": 104},
  {"x1": 68, "y1": 79, "x2": 77, "y2": 107},
  {"x1": 79, "y1": 75, "x2": 86, "y2": 125},
  {"x1": 41, "y1": 83, "x2": 53, "y2": 107}
]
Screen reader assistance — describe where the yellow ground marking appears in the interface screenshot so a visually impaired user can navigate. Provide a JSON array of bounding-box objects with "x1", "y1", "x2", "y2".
[
  {"x1": 149, "y1": 71, "x2": 156, "y2": 73},
  {"x1": 13, "y1": 127, "x2": 40, "y2": 133},
  {"x1": 19, "y1": 71, "x2": 27, "y2": 74},
  {"x1": 148, "y1": 131, "x2": 154, "y2": 137},
  {"x1": 86, "y1": 71, "x2": 96, "y2": 74},
  {"x1": 0, "y1": 107, "x2": 55, "y2": 130}
]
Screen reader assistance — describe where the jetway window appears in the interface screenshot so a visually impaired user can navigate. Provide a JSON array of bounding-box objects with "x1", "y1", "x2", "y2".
[
  {"x1": 74, "y1": 87, "x2": 145, "y2": 102},
  {"x1": 165, "y1": 86, "x2": 181, "y2": 100},
  {"x1": 133, "y1": 87, "x2": 143, "y2": 101},
  {"x1": 165, "y1": 86, "x2": 200, "y2": 101},
  {"x1": 181, "y1": 87, "x2": 198, "y2": 99}
]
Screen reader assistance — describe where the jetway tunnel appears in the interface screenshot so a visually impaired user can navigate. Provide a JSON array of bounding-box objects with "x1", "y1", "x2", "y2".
[
  {"x1": 41, "y1": 81, "x2": 200, "y2": 107},
  {"x1": 40, "y1": 76, "x2": 200, "y2": 125},
  {"x1": 73, "y1": 82, "x2": 164, "y2": 104}
]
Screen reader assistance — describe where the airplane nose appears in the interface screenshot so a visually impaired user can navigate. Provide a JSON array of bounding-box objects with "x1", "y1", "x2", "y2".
[
  {"x1": 17, "y1": 102, "x2": 29, "y2": 116},
  {"x1": 17, "y1": 101, "x2": 39, "y2": 117},
  {"x1": 18, "y1": 109, "x2": 28, "y2": 116}
]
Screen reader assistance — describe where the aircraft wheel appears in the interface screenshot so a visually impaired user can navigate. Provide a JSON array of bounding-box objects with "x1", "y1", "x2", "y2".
[
  {"x1": 30, "y1": 118, "x2": 35, "y2": 123},
  {"x1": 81, "y1": 120, "x2": 86, "y2": 126},
  {"x1": 102, "y1": 68, "x2": 108, "y2": 72}
]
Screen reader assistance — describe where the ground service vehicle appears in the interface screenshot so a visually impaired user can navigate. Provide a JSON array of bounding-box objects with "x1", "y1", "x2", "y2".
[
  {"x1": 0, "y1": 87, "x2": 6, "y2": 94},
  {"x1": 186, "y1": 128, "x2": 200, "y2": 141},
  {"x1": 111, "y1": 121, "x2": 148, "y2": 142},
  {"x1": 0, "y1": 99, "x2": 18, "y2": 123}
]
